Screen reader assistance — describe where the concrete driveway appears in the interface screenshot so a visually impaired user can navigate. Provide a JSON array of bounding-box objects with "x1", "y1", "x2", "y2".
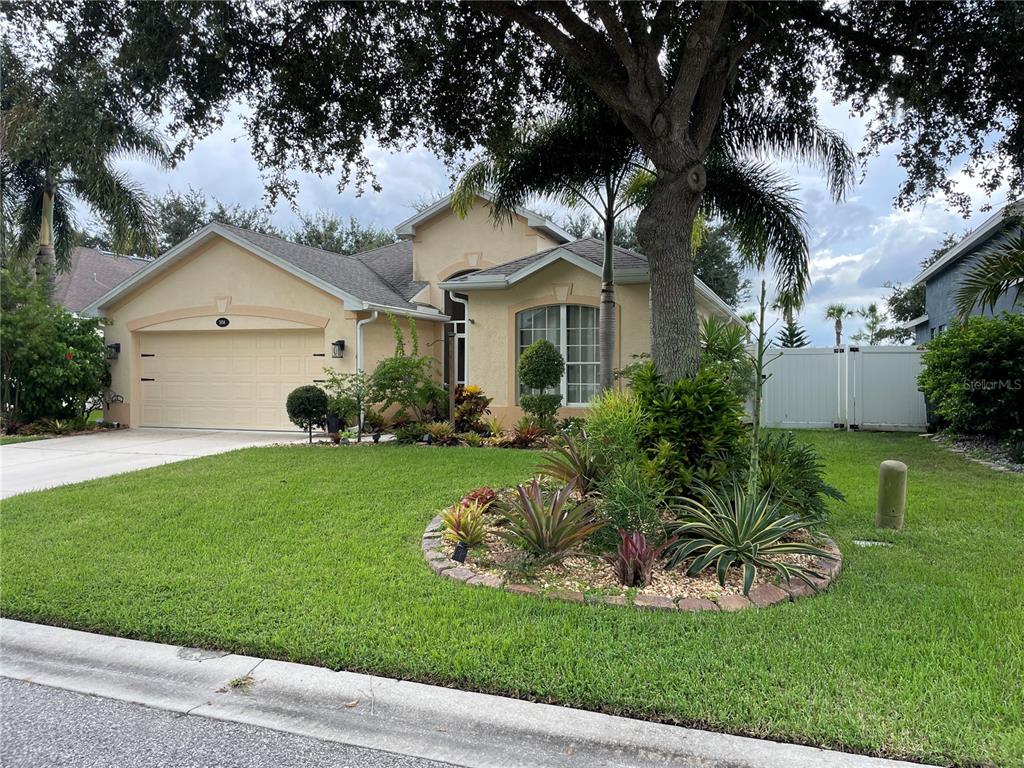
[{"x1": 1, "y1": 429, "x2": 304, "y2": 499}]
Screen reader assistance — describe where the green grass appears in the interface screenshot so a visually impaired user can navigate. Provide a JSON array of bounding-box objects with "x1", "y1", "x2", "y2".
[
  {"x1": 2, "y1": 434, "x2": 1021, "y2": 766},
  {"x1": 0, "y1": 434, "x2": 49, "y2": 445}
]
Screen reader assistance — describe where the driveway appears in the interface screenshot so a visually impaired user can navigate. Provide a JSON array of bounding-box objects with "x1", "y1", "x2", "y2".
[{"x1": 1, "y1": 429, "x2": 304, "y2": 499}]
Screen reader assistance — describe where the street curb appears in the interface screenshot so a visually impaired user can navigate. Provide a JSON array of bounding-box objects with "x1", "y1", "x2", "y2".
[{"x1": 0, "y1": 618, "x2": 925, "y2": 768}]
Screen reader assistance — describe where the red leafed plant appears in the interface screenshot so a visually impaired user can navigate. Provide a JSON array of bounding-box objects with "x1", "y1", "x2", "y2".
[
  {"x1": 461, "y1": 486, "x2": 498, "y2": 511},
  {"x1": 602, "y1": 529, "x2": 674, "y2": 588}
]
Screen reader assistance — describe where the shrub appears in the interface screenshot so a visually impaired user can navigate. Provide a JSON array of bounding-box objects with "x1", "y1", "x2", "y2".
[
  {"x1": 363, "y1": 408, "x2": 386, "y2": 433},
  {"x1": 517, "y1": 339, "x2": 564, "y2": 428},
  {"x1": 393, "y1": 422, "x2": 425, "y2": 444},
  {"x1": 461, "y1": 487, "x2": 498, "y2": 510},
  {"x1": 664, "y1": 483, "x2": 834, "y2": 595},
  {"x1": 583, "y1": 389, "x2": 648, "y2": 467},
  {"x1": 594, "y1": 461, "x2": 668, "y2": 548},
  {"x1": 453, "y1": 384, "x2": 492, "y2": 432},
  {"x1": 1007, "y1": 429, "x2": 1024, "y2": 464},
  {"x1": 322, "y1": 368, "x2": 375, "y2": 436},
  {"x1": 629, "y1": 362, "x2": 746, "y2": 494},
  {"x1": 918, "y1": 313, "x2": 1024, "y2": 436},
  {"x1": 602, "y1": 529, "x2": 674, "y2": 588},
  {"x1": 1, "y1": 266, "x2": 110, "y2": 424},
  {"x1": 481, "y1": 415, "x2": 504, "y2": 437},
  {"x1": 425, "y1": 421, "x2": 459, "y2": 446},
  {"x1": 286, "y1": 385, "x2": 329, "y2": 442},
  {"x1": 372, "y1": 314, "x2": 446, "y2": 424},
  {"x1": 537, "y1": 430, "x2": 604, "y2": 496},
  {"x1": 556, "y1": 416, "x2": 586, "y2": 435},
  {"x1": 700, "y1": 316, "x2": 756, "y2": 402},
  {"x1": 497, "y1": 477, "x2": 603, "y2": 563},
  {"x1": 459, "y1": 431, "x2": 484, "y2": 447},
  {"x1": 442, "y1": 502, "x2": 487, "y2": 546},
  {"x1": 749, "y1": 431, "x2": 845, "y2": 525}
]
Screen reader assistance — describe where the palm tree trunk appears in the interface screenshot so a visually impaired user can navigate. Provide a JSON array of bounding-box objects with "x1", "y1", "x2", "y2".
[
  {"x1": 635, "y1": 171, "x2": 702, "y2": 380},
  {"x1": 35, "y1": 174, "x2": 57, "y2": 299},
  {"x1": 834, "y1": 319, "x2": 842, "y2": 348},
  {"x1": 598, "y1": 196, "x2": 616, "y2": 393}
]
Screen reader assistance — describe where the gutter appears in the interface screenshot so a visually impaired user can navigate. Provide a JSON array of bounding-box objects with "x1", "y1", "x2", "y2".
[{"x1": 355, "y1": 311, "x2": 380, "y2": 374}]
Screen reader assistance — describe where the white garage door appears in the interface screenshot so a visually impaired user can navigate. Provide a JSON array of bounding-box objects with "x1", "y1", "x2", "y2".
[{"x1": 138, "y1": 330, "x2": 325, "y2": 430}]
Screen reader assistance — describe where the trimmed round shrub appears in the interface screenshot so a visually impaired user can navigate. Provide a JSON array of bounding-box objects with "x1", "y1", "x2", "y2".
[
  {"x1": 286, "y1": 385, "x2": 329, "y2": 441},
  {"x1": 918, "y1": 313, "x2": 1024, "y2": 436},
  {"x1": 518, "y1": 339, "x2": 564, "y2": 427},
  {"x1": 518, "y1": 339, "x2": 564, "y2": 390}
]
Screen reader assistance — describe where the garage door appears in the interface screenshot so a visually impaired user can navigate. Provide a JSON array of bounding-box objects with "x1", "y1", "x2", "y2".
[{"x1": 138, "y1": 330, "x2": 324, "y2": 430}]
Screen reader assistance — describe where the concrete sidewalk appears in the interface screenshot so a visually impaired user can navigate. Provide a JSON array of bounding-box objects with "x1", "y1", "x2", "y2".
[{"x1": 0, "y1": 619, "x2": 925, "y2": 768}]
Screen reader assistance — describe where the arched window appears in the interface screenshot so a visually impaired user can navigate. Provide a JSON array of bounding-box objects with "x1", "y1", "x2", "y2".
[{"x1": 517, "y1": 304, "x2": 599, "y2": 407}]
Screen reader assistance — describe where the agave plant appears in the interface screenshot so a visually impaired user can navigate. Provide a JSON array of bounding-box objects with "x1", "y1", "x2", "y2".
[
  {"x1": 536, "y1": 430, "x2": 604, "y2": 496},
  {"x1": 602, "y1": 529, "x2": 674, "y2": 588},
  {"x1": 498, "y1": 477, "x2": 604, "y2": 562},
  {"x1": 442, "y1": 501, "x2": 487, "y2": 546},
  {"x1": 664, "y1": 483, "x2": 834, "y2": 595}
]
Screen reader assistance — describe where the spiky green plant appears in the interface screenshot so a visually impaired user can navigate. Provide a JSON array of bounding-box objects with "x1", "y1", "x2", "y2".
[
  {"x1": 536, "y1": 430, "x2": 604, "y2": 496},
  {"x1": 955, "y1": 230, "x2": 1024, "y2": 319},
  {"x1": 664, "y1": 483, "x2": 834, "y2": 595},
  {"x1": 602, "y1": 529, "x2": 674, "y2": 588},
  {"x1": 497, "y1": 477, "x2": 604, "y2": 563}
]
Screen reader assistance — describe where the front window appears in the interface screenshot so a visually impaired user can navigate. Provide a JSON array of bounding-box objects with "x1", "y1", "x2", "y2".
[{"x1": 516, "y1": 304, "x2": 599, "y2": 407}]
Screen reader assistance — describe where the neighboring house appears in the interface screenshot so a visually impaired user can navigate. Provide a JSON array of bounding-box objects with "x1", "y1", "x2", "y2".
[
  {"x1": 83, "y1": 193, "x2": 741, "y2": 431},
  {"x1": 53, "y1": 247, "x2": 148, "y2": 314},
  {"x1": 907, "y1": 199, "x2": 1023, "y2": 343}
]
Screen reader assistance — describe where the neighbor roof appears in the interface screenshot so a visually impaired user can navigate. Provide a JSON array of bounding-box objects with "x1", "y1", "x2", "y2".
[
  {"x1": 81, "y1": 222, "x2": 447, "y2": 320},
  {"x1": 913, "y1": 199, "x2": 1023, "y2": 286},
  {"x1": 439, "y1": 237, "x2": 743, "y2": 324},
  {"x1": 54, "y1": 247, "x2": 148, "y2": 313},
  {"x1": 394, "y1": 191, "x2": 572, "y2": 244}
]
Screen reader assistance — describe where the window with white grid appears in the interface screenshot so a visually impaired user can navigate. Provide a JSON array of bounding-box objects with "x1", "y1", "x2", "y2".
[{"x1": 516, "y1": 304, "x2": 599, "y2": 407}]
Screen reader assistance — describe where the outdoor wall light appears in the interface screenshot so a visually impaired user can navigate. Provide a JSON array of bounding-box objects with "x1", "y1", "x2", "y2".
[
  {"x1": 452, "y1": 541, "x2": 469, "y2": 563},
  {"x1": 105, "y1": 342, "x2": 121, "y2": 360},
  {"x1": 332, "y1": 339, "x2": 346, "y2": 358}
]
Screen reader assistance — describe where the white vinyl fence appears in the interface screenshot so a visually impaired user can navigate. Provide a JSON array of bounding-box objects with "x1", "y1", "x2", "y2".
[{"x1": 757, "y1": 346, "x2": 928, "y2": 432}]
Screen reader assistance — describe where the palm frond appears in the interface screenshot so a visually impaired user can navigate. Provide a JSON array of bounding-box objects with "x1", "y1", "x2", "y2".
[
  {"x1": 703, "y1": 153, "x2": 810, "y2": 300},
  {"x1": 719, "y1": 103, "x2": 857, "y2": 202},
  {"x1": 68, "y1": 164, "x2": 158, "y2": 257},
  {"x1": 954, "y1": 230, "x2": 1024, "y2": 319},
  {"x1": 112, "y1": 120, "x2": 173, "y2": 170},
  {"x1": 51, "y1": 190, "x2": 79, "y2": 272}
]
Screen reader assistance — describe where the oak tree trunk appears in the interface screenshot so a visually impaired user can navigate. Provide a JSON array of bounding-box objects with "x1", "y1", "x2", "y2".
[
  {"x1": 636, "y1": 170, "x2": 703, "y2": 380},
  {"x1": 598, "y1": 216, "x2": 616, "y2": 392}
]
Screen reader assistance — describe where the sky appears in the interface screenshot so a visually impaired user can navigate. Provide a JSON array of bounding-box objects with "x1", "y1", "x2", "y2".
[{"x1": 113, "y1": 98, "x2": 1012, "y2": 348}]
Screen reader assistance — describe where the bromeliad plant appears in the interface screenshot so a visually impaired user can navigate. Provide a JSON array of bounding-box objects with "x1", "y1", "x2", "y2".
[
  {"x1": 442, "y1": 501, "x2": 487, "y2": 546},
  {"x1": 603, "y1": 529, "x2": 674, "y2": 588},
  {"x1": 461, "y1": 486, "x2": 498, "y2": 511},
  {"x1": 664, "y1": 483, "x2": 834, "y2": 596},
  {"x1": 537, "y1": 430, "x2": 604, "y2": 496},
  {"x1": 498, "y1": 477, "x2": 604, "y2": 563}
]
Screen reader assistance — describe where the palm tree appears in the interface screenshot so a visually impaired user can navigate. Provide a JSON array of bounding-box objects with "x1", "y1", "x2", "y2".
[
  {"x1": 1, "y1": 44, "x2": 168, "y2": 296},
  {"x1": 453, "y1": 90, "x2": 643, "y2": 393},
  {"x1": 955, "y1": 230, "x2": 1024, "y2": 319},
  {"x1": 825, "y1": 303, "x2": 855, "y2": 347}
]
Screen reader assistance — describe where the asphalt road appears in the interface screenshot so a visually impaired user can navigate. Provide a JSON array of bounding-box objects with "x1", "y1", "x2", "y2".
[{"x1": 0, "y1": 678, "x2": 456, "y2": 768}]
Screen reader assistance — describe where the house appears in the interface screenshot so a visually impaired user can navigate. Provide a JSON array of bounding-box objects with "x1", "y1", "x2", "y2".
[
  {"x1": 83, "y1": 194, "x2": 741, "y2": 431},
  {"x1": 53, "y1": 247, "x2": 148, "y2": 313},
  {"x1": 907, "y1": 199, "x2": 1023, "y2": 343}
]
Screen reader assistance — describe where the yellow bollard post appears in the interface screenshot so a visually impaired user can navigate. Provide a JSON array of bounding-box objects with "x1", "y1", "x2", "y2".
[{"x1": 875, "y1": 459, "x2": 908, "y2": 529}]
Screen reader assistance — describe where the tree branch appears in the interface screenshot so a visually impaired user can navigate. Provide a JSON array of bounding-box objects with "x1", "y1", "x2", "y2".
[{"x1": 663, "y1": 1, "x2": 729, "y2": 130}]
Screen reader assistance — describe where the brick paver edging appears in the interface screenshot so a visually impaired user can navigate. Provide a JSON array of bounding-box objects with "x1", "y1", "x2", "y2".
[{"x1": 421, "y1": 515, "x2": 842, "y2": 611}]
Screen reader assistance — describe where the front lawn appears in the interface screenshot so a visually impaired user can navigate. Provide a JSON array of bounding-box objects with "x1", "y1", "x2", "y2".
[
  {"x1": 1, "y1": 433, "x2": 1020, "y2": 766},
  {"x1": 0, "y1": 434, "x2": 50, "y2": 445}
]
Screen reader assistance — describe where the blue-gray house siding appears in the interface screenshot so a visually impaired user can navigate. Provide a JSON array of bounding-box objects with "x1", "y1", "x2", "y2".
[{"x1": 912, "y1": 208, "x2": 1023, "y2": 344}]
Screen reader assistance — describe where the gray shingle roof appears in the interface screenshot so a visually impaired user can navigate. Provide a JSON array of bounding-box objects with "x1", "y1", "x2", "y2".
[
  {"x1": 219, "y1": 224, "x2": 414, "y2": 308},
  {"x1": 443, "y1": 237, "x2": 648, "y2": 280},
  {"x1": 53, "y1": 247, "x2": 148, "y2": 313},
  {"x1": 351, "y1": 240, "x2": 427, "y2": 302}
]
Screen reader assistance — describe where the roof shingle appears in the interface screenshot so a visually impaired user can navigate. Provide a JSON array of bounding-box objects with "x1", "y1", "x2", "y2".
[{"x1": 53, "y1": 247, "x2": 148, "y2": 313}]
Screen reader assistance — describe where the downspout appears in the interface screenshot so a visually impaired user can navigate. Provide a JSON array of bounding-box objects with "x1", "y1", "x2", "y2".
[
  {"x1": 449, "y1": 292, "x2": 469, "y2": 386},
  {"x1": 356, "y1": 311, "x2": 380, "y2": 441},
  {"x1": 356, "y1": 311, "x2": 380, "y2": 374}
]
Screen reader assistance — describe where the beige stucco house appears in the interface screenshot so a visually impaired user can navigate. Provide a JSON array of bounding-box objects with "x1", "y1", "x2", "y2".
[{"x1": 84, "y1": 193, "x2": 740, "y2": 430}]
